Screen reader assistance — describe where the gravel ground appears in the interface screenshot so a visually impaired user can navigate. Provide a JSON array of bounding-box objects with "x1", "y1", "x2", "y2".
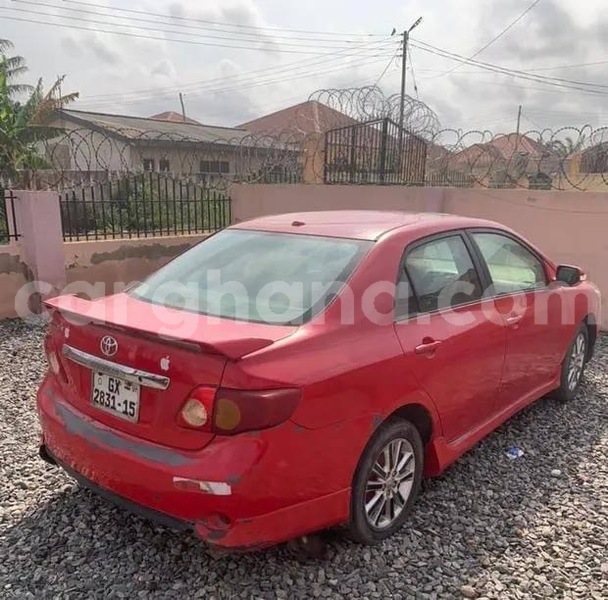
[{"x1": 0, "y1": 319, "x2": 606, "y2": 600}]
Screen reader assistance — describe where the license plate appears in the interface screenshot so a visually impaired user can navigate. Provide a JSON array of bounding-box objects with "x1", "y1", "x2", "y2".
[{"x1": 91, "y1": 372, "x2": 140, "y2": 422}]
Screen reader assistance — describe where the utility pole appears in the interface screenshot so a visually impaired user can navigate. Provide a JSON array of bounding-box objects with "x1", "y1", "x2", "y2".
[
  {"x1": 516, "y1": 104, "x2": 522, "y2": 135},
  {"x1": 399, "y1": 30, "x2": 408, "y2": 134},
  {"x1": 398, "y1": 17, "x2": 422, "y2": 175},
  {"x1": 179, "y1": 92, "x2": 186, "y2": 122},
  {"x1": 398, "y1": 17, "x2": 422, "y2": 131}
]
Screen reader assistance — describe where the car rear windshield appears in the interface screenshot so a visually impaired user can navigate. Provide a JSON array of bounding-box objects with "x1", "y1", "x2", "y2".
[{"x1": 129, "y1": 229, "x2": 372, "y2": 325}]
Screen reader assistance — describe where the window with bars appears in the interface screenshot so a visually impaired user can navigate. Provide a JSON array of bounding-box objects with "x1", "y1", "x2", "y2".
[
  {"x1": 159, "y1": 159, "x2": 170, "y2": 172},
  {"x1": 143, "y1": 158, "x2": 155, "y2": 172},
  {"x1": 200, "y1": 160, "x2": 230, "y2": 174}
]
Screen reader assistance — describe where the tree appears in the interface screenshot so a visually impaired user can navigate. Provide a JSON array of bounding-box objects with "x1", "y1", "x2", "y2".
[
  {"x1": 549, "y1": 135, "x2": 586, "y2": 158},
  {"x1": 0, "y1": 39, "x2": 31, "y2": 97},
  {"x1": 0, "y1": 39, "x2": 78, "y2": 184}
]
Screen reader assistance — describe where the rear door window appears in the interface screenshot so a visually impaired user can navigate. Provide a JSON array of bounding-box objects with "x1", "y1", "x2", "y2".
[{"x1": 400, "y1": 235, "x2": 483, "y2": 314}]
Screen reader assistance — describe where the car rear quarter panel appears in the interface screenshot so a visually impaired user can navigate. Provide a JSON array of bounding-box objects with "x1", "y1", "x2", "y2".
[
  {"x1": 222, "y1": 325, "x2": 439, "y2": 430},
  {"x1": 221, "y1": 327, "x2": 441, "y2": 498}
]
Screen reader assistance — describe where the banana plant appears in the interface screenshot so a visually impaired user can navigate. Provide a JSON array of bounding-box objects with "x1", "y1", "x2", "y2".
[{"x1": 0, "y1": 39, "x2": 78, "y2": 186}]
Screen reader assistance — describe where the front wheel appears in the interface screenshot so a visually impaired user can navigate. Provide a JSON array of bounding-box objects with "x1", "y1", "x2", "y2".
[
  {"x1": 347, "y1": 419, "x2": 423, "y2": 545},
  {"x1": 552, "y1": 324, "x2": 589, "y2": 402}
]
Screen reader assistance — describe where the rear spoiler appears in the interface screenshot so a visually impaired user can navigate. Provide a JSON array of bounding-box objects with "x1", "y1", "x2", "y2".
[{"x1": 44, "y1": 294, "x2": 281, "y2": 361}]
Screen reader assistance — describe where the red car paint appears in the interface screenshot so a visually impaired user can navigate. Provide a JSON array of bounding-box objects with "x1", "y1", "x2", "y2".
[{"x1": 37, "y1": 211, "x2": 600, "y2": 550}]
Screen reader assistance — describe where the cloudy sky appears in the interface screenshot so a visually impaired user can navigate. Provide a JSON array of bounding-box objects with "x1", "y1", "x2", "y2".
[{"x1": 2, "y1": 0, "x2": 607, "y2": 133}]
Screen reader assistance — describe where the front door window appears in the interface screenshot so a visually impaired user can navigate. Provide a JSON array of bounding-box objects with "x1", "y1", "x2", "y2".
[{"x1": 471, "y1": 232, "x2": 546, "y2": 295}]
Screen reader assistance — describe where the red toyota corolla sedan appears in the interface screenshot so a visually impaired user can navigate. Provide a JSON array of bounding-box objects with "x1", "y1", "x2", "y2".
[{"x1": 38, "y1": 211, "x2": 600, "y2": 552}]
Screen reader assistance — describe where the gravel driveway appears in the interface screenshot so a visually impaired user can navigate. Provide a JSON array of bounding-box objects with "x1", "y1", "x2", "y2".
[{"x1": 0, "y1": 319, "x2": 606, "y2": 599}]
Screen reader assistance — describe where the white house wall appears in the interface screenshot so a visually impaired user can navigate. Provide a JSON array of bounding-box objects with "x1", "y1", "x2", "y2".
[{"x1": 46, "y1": 118, "x2": 132, "y2": 172}]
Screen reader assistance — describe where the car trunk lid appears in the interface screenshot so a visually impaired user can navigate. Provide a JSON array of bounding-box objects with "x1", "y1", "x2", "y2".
[{"x1": 45, "y1": 294, "x2": 295, "y2": 451}]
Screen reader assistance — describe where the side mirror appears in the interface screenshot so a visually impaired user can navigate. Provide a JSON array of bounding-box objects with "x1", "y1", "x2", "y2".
[{"x1": 555, "y1": 264, "x2": 585, "y2": 286}]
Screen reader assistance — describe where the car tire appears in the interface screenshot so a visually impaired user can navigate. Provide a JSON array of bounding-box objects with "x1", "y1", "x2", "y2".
[
  {"x1": 347, "y1": 419, "x2": 423, "y2": 545},
  {"x1": 552, "y1": 323, "x2": 589, "y2": 403}
]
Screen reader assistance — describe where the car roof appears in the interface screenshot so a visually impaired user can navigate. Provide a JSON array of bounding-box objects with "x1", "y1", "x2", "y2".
[{"x1": 232, "y1": 210, "x2": 504, "y2": 241}]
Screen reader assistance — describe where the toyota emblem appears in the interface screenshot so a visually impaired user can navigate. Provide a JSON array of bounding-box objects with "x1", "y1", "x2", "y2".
[{"x1": 100, "y1": 335, "x2": 118, "y2": 357}]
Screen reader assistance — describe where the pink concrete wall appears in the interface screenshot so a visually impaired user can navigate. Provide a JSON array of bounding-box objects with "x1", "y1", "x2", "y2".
[
  {"x1": 64, "y1": 234, "x2": 207, "y2": 297},
  {"x1": 16, "y1": 191, "x2": 66, "y2": 294},
  {"x1": 231, "y1": 184, "x2": 607, "y2": 329},
  {"x1": 230, "y1": 184, "x2": 444, "y2": 223},
  {"x1": 0, "y1": 243, "x2": 28, "y2": 319},
  {"x1": 1, "y1": 191, "x2": 68, "y2": 317}
]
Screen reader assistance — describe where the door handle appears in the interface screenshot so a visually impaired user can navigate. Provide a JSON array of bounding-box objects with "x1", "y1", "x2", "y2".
[
  {"x1": 415, "y1": 339, "x2": 442, "y2": 355},
  {"x1": 506, "y1": 314, "x2": 523, "y2": 326}
]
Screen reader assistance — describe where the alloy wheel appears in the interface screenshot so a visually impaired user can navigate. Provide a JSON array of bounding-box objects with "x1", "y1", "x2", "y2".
[
  {"x1": 567, "y1": 332, "x2": 587, "y2": 391},
  {"x1": 364, "y1": 438, "x2": 416, "y2": 530}
]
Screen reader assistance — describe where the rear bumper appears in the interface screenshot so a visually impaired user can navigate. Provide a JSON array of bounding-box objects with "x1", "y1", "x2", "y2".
[
  {"x1": 44, "y1": 446, "x2": 192, "y2": 532},
  {"x1": 37, "y1": 377, "x2": 351, "y2": 550}
]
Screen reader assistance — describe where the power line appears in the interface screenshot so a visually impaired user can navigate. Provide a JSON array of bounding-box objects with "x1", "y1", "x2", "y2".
[
  {"x1": 77, "y1": 55, "x2": 393, "y2": 109},
  {"x1": 440, "y1": 75, "x2": 608, "y2": 98},
  {"x1": 417, "y1": 58, "x2": 608, "y2": 76},
  {"x1": 76, "y1": 43, "x2": 396, "y2": 105},
  {"x1": 0, "y1": 6, "x2": 384, "y2": 56},
  {"x1": 429, "y1": 0, "x2": 544, "y2": 79},
  {"x1": 463, "y1": 0, "x2": 544, "y2": 61},
  {"x1": 0, "y1": 3, "x2": 380, "y2": 54},
  {"x1": 374, "y1": 47, "x2": 400, "y2": 87},
  {"x1": 81, "y1": 39, "x2": 396, "y2": 100},
  {"x1": 58, "y1": 0, "x2": 383, "y2": 38},
  {"x1": 408, "y1": 44, "x2": 419, "y2": 99},
  {"x1": 410, "y1": 39, "x2": 608, "y2": 95},
  {"x1": 521, "y1": 112, "x2": 544, "y2": 130},
  {"x1": 525, "y1": 60, "x2": 608, "y2": 72},
  {"x1": 14, "y1": 0, "x2": 377, "y2": 45}
]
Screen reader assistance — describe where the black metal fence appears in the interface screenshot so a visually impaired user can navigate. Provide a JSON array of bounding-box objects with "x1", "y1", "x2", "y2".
[
  {"x1": 60, "y1": 173, "x2": 231, "y2": 242},
  {"x1": 323, "y1": 117, "x2": 427, "y2": 185},
  {"x1": 0, "y1": 188, "x2": 20, "y2": 244}
]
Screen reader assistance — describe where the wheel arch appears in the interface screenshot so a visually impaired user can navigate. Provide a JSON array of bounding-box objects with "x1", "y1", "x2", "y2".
[
  {"x1": 386, "y1": 403, "x2": 434, "y2": 445},
  {"x1": 381, "y1": 399, "x2": 447, "y2": 476}
]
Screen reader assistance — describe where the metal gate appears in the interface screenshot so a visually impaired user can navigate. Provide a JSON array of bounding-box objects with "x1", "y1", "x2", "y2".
[{"x1": 323, "y1": 117, "x2": 427, "y2": 185}]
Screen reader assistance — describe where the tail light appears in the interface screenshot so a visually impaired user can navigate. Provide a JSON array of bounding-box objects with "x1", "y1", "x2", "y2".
[
  {"x1": 181, "y1": 399, "x2": 209, "y2": 428},
  {"x1": 177, "y1": 387, "x2": 214, "y2": 430},
  {"x1": 178, "y1": 387, "x2": 300, "y2": 435}
]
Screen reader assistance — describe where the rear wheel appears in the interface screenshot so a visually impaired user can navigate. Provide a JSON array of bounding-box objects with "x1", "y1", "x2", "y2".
[
  {"x1": 552, "y1": 324, "x2": 589, "y2": 402},
  {"x1": 347, "y1": 419, "x2": 423, "y2": 545}
]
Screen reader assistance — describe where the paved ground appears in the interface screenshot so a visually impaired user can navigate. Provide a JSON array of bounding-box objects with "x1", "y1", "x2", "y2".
[{"x1": 0, "y1": 319, "x2": 606, "y2": 599}]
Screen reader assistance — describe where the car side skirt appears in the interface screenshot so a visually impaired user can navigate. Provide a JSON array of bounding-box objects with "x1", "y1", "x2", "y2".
[{"x1": 426, "y1": 375, "x2": 560, "y2": 476}]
